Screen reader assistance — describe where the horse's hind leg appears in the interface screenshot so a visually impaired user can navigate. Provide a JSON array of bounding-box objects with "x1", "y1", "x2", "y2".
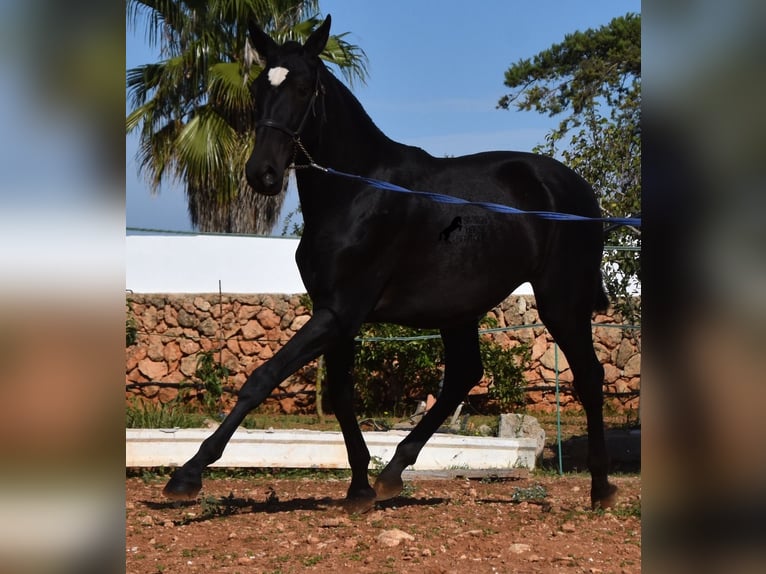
[
  {"x1": 324, "y1": 337, "x2": 377, "y2": 513},
  {"x1": 163, "y1": 309, "x2": 342, "y2": 500},
  {"x1": 535, "y1": 289, "x2": 618, "y2": 509},
  {"x1": 374, "y1": 322, "x2": 483, "y2": 500}
]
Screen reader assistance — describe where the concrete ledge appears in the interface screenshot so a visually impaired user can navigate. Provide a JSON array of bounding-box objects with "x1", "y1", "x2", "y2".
[{"x1": 126, "y1": 428, "x2": 538, "y2": 471}]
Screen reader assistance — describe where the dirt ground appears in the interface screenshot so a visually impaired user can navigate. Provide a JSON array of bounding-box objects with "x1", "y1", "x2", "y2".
[{"x1": 126, "y1": 469, "x2": 640, "y2": 574}]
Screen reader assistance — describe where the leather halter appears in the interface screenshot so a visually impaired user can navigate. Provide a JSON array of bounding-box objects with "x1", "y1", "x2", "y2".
[{"x1": 256, "y1": 69, "x2": 324, "y2": 140}]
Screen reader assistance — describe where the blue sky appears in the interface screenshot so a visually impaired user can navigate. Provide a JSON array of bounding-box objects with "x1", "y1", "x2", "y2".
[{"x1": 126, "y1": 0, "x2": 640, "y2": 234}]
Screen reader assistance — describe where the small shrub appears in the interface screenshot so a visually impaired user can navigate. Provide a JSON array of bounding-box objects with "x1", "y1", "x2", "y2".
[
  {"x1": 482, "y1": 338, "x2": 530, "y2": 411},
  {"x1": 195, "y1": 350, "x2": 229, "y2": 415},
  {"x1": 354, "y1": 324, "x2": 443, "y2": 416}
]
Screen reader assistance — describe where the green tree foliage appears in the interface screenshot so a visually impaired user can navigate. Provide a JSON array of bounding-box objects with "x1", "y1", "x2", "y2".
[
  {"x1": 126, "y1": 1, "x2": 367, "y2": 234},
  {"x1": 498, "y1": 13, "x2": 641, "y2": 319}
]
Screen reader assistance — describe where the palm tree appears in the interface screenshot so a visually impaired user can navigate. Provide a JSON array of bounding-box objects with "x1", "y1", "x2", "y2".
[{"x1": 126, "y1": 0, "x2": 367, "y2": 234}]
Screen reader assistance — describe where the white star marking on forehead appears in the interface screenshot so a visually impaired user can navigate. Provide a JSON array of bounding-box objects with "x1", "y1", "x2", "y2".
[{"x1": 267, "y1": 66, "x2": 289, "y2": 87}]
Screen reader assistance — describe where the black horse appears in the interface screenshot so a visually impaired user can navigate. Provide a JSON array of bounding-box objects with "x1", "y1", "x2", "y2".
[{"x1": 164, "y1": 15, "x2": 618, "y2": 510}]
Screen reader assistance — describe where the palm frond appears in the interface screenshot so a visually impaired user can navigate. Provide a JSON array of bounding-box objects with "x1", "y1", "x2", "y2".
[
  {"x1": 322, "y1": 32, "x2": 368, "y2": 87},
  {"x1": 208, "y1": 61, "x2": 257, "y2": 113},
  {"x1": 175, "y1": 106, "x2": 239, "y2": 187},
  {"x1": 136, "y1": 118, "x2": 181, "y2": 192}
]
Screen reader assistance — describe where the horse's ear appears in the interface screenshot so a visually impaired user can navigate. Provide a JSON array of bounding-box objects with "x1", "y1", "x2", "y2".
[
  {"x1": 303, "y1": 14, "x2": 331, "y2": 58},
  {"x1": 248, "y1": 20, "x2": 278, "y2": 62}
]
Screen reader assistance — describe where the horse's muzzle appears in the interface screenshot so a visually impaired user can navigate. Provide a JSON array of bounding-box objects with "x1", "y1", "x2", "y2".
[{"x1": 246, "y1": 163, "x2": 283, "y2": 196}]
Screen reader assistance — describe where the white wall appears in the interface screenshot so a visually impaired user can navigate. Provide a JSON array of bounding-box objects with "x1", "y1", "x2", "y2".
[
  {"x1": 126, "y1": 234, "x2": 533, "y2": 295},
  {"x1": 126, "y1": 235, "x2": 305, "y2": 294}
]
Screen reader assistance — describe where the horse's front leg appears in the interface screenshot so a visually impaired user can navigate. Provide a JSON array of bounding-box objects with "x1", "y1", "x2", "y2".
[
  {"x1": 324, "y1": 337, "x2": 377, "y2": 513},
  {"x1": 163, "y1": 308, "x2": 342, "y2": 500}
]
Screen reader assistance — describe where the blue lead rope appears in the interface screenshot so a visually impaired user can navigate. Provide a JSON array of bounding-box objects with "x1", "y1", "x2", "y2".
[{"x1": 311, "y1": 164, "x2": 641, "y2": 227}]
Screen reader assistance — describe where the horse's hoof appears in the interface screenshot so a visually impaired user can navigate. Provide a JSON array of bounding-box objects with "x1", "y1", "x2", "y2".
[
  {"x1": 591, "y1": 483, "x2": 619, "y2": 510},
  {"x1": 163, "y1": 472, "x2": 202, "y2": 501},
  {"x1": 373, "y1": 474, "x2": 403, "y2": 501}
]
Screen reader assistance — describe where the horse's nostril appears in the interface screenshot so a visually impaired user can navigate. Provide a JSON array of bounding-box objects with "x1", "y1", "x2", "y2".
[{"x1": 262, "y1": 170, "x2": 276, "y2": 187}]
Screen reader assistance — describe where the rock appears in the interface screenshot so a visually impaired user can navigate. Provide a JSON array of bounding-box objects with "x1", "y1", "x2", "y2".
[
  {"x1": 146, "y1": 334, "x2": 165, "y2": 361},
  {"x1": 141, "y1": 307, "x2": 158, "y2": 330},
  {"x1": 222, "y1": 322, "x2": 240, "y2": 340},
  {"x1": 239, "y1": 340, "x2": 261, "y2": 356},
  {"x1": 226, "y1": 339, "x2": 240, "y2": 355},
  {"x1": 177, "y1": 309, "x2": 198, "y2": 328},
  {"x1": 199, "y1": 317, "x2": 218, "y2": 337},
  {"x1": 126, "y1": 346, "x2": 147, "y2": 372},
  {"x1": 603, "y1": 363, "x2": 621, "y2": 384},
  {"x1": 516, "y1": 327, "x2": 535, "y2": 343},
  {"x1": 477, "y1": 424, "x2": 494, "y2": 436},
  {"x1": 498, "y1": 413, "x2": 546, "y2": 458},
  {"x1": 594, "y1": 325, "x2": 622, "y2": 348},
  {"x1": 163, "y1": 341, "x2": 182, "y2": 364},
  {"x1": 160, "y1": 374, "x2": 185, "y2": 391},
  {"x1": 259, "y1": 345, "x2": 274, "y2": 360},
  {"x1": 523, "y1": 309, "x2": 539, "y2": 325},
  {"x1": 504, "y1": 309, "x2": 520, "y2": 326},
  {"x1": 377, "y1": 528, "x2": 414, "y2": 547},
  {"x1": 530, "y1": 334, "x2": 548, "y2": 361},
  {"x1": 280, "y1": 309, "x2": 295, "y2": 329},
  {"x1": 137, "y1": 358, "x2": 168, "y2": 380},
  {"x1": 278, "y1": 397, "x2": 295, "y2": 414},
  {"x1": 179, "y1": 338, "x2": 200, "y2": 355},
  {"x1": 509, "y1": 543, "x2": 531, "y2": 554},
  {"x1": 539, "y1": 346, "x2": 569, "y2": 371},
  {"x1": 163, "y1": 304, "x2": 178, "y2": 327},
  {"x1": 241, "y1": 320, "x2": 265, "y2": 341},
  {"x1": 593, "y1": 342, "x2": 612, "y2": 363},
  {"x1": 180, "y1": 356, "x2": 199, "y2": 377},
  {"x1": 557, "y1": 368, "x2": 574, "y2": 383},
  {"x1": 517, "y1": 297, "x2": 527, "y2": 315},
  {"x1": 321, "y1": 517, "x2": 351, "y2": 528},
  {"x1": 290, "y1": 315, "x2": 311, "y2": 331},
  {"x1": 193, "y1": 297, "x2": 211, "y2": 312},
  {"x1": 257, "y1": 308, "x2": 281, "y2": 330},
  {"x1": 220, "y1": 349, "x2": 239, "y2": 372},
  {"x1": 237, "y1": 305, "x2": 259, "y2": 322},
  {"x1": 615, "y1": 339, "x2": 635, "y2": 368},
  {"x1": 624, "y1": 353, "x2": 641, "y2": 377},
  {"x1": 614, "y1": 379, "x2": 630, "y2": 394}
]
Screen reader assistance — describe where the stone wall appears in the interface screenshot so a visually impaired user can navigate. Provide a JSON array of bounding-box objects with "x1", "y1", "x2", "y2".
[{"x1": 126, "y1": 294, "x2": 640, "y2": 415}]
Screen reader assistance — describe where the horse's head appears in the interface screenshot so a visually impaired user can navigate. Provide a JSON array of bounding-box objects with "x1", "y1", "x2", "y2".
[{"x1": 246, "y1": 15, "x2": 331, "y2": 196}]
